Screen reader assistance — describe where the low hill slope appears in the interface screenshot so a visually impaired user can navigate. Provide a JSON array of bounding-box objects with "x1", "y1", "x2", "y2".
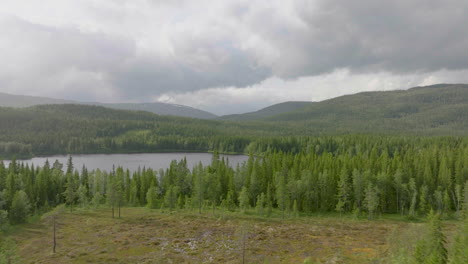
[
  {"x1": 0, "y1": 92, "x2": 217, "y2": 119},
  {"x1": 220, "y1": 101, "x2": 312, "y2": 121},
  {"x1": 233, "y1": 84, "x2": 468, "y2": 135}
]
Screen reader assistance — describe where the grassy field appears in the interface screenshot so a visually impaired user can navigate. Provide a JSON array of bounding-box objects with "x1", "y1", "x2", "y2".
[{"x1": 4, "y1": 207, "x2": 455, "y2": 263}]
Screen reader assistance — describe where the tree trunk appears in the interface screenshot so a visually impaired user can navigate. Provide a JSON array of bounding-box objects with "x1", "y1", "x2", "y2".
[
  {"x1": 242, "y1": 231, "x2": 246, "y2": 264},
  {"x1": 118, "y1": 202, "x2": 121, "y2": 218},
  {"x1": 112, "y1": 206, "x2": 114, "y2": 218},
  {"x1": 53, "y1": 216, "x2": 56, "y2": 253}
]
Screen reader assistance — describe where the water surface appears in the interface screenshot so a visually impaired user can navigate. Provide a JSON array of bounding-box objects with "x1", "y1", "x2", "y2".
[{"x1": 2, "y1": 153, "x2": 248, "y2": 172}]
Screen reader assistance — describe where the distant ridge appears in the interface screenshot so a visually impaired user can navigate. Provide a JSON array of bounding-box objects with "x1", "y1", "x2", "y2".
[
  {"x1": 0, "y1": 92, "x2": 76, "y2": 107},
  {"x1": 220, "y1": 101, "x2": 312, "y2": 121},
  {"x1": 0, "y1": 92, "x2": 217, "y2": 119},
  {"x1": 220, "y1": 84, "x2": 467, "y2": 127}
]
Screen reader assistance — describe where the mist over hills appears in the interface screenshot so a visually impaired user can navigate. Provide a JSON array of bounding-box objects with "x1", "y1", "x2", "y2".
[{"x1": 0, "y1": 92, "x2": 217, "y2": 119}]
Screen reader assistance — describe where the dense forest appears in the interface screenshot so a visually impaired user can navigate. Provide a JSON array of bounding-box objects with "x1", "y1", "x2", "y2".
[
  {"x1": 0, "y1": 84, "x2": 466, "y2": 159},
  {"x1": 1, "y1": 136, "x2": 467, "y2": 225},
  {"x1": 1, "y1": 136, "x2": 467, "y2": 263}
]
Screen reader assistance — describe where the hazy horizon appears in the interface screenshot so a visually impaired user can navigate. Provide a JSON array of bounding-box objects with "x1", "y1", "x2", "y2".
[{"x1": 1, "y1": 1, "x2": 468, "y2": 115}]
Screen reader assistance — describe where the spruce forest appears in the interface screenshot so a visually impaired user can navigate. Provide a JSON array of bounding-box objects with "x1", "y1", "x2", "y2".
[{"x1": 1, "y1": 134, "x2": 467, "y2": 263}]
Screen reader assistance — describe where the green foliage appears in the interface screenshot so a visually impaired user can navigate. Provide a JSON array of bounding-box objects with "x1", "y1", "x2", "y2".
[
  {"x1": 450, "y1": 217, "x2": 468, "y2": 264},
  {"x1": 146, "y1": 185, "x2": 158, "y2": 209},
  {"x1": 413, "y1": 211, "x2": 447, "y2": 264},
  {"x1": 0, "y1": 84, "x2": 467, "y2": 159},
  {"x1": 0, "y1": 210, "x2": 8, "y2": 231},
  {"x1": 0, "y1": 135, "x2": 467, "y2": 231},
  {"x1": 365, "y1": 183, "x2": 379, "y2": 219},
  {"x1": 239, "y1": 187, "x2": 250, "y2": 213},
  {"x1": 0, "y1": 237, "x2": 20, "y2": 264},
  {"x1": 9, "y1": 190, "x2": 30, "y2": 224}
]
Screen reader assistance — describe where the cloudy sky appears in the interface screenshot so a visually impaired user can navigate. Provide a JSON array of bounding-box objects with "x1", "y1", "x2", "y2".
[{"x1": 1, "y1": 0, "x2": 467, "y2": 115}]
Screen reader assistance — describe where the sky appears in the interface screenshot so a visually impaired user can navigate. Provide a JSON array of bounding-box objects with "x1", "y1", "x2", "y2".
[{"x1": 0, "y1": 0, "x2": 467, "y2": 115}]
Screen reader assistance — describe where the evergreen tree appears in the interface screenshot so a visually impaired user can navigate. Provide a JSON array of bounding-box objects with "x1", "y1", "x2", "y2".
[
  {"x1": 450, "y1": 216, "x2": 468, "y2": 264},
  {"x1": 365, "y1": 183, "x2": 379, "y2": 219},
  {"x1": 413, "y1": 211, "x2": 447, "y2": 264},
  {"x1": 239, "y1": 186, "x2": 250, "y2": 213},
  {"x1": 146, "y1": 184, "x2": 158, "y2": 209},
  {"x1": 9, "y1": 190, "x2": 30, "y2": 224},
  {"x1": 63, "y1": 173, "x2": 77, "y2": 213},
  {"x1": 255, "y1": 193, "x2": 265, "y2": 216},
  {"x1": 336, "y1": 168, "x2": 351, "y2": 215},
  {"x1": 276, "y1": 171, "x2": 289, "y2": 219}
]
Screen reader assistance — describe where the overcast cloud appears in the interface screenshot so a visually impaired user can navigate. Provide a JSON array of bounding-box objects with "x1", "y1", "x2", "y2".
[{"x1": 0, "y1": 0, "x2": 467, "y2": 114}]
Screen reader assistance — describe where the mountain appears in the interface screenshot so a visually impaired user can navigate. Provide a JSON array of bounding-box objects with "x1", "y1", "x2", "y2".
[
  {"x1": 220, "y1": 101, "x2": 312, "y2": 121},
  {"x1": 217, "y1": 84, "x2": 467, "y2": 135},
  {"x1": 266, "y1": 84, "x2": 468, "y2": 135},
  {"x1": 0, "y1": 92, "x2": 75, "y2": 107},
  {"x1": 94, "y1": 102, "x2": 217, "y2": 119},
  {"x1": 0, "y1": 92, "x2": 217, "y2": 119},
  {"x1": 0, "y1": 84, "x2": 466, "y2": 158}
]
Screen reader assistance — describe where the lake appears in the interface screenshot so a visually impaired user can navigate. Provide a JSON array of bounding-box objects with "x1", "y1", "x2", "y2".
[{"x1": 1, "y1": 153, "x2": 249, "y2": 172}]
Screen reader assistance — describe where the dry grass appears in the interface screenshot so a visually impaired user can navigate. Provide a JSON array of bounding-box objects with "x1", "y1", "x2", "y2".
[{"x1": 10, "y1": 207, "x2": 411, "y2": 264}]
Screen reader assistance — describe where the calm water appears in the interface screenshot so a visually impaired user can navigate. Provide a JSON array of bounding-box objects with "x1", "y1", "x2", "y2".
[{"x1": 1, "y1": 153, "x2": 249, "y2": 172}]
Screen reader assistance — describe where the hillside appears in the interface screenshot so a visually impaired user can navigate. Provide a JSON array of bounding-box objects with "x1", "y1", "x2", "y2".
[
  {"x1": 0, "y1": 84, "x2": 466, "y2": 158},
  {"x1": 95, "y1": 102, "x2": 217, "y2": 119},
  {"x1": 0, "y1": 92, "x2": 217, "y2": 119},
  {"x1": 0, "y1": 92, "x2": 76, "y2": 107},
  {"x1": 220, "y1": 101, "x2": 312, "y2": 121},
  {"x1": 0, "y1": 104, "x2": 279, "y2": 158},
  {"x1": 228, "y1": 84, "x2": 468, "y2": 135}
]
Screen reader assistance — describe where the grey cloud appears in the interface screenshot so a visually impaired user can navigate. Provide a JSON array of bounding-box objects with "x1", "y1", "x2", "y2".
[
  {"x1": 264, "y1": 0, "x2": 468, "y2": 77},
  {"x1": 1, "y1": 0, "x2": 467, "y2": 105},
  {"x1": 109, "y1": 48, "x2": 270, "y2": 100}
]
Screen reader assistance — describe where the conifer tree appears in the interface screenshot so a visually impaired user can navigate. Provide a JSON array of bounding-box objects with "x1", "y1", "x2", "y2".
[
  {"x1": 239, "y1": 186, "x2": 250, "y2": 213},
  {"x1": 365, "y1": 183, "x2": 379, "y2": 219},
  {"x1": 63, "y1": 173, "x2": 77, "y2": 213},
  {"x1": 413, "y1": 210, "x2": 447, "y2": 264},
  {"x1": 9, "y1": 190, "x2": 30, "y2": 224},
  {"x1": 146, "y1": 184, "x2": 158, "y2": 209}
]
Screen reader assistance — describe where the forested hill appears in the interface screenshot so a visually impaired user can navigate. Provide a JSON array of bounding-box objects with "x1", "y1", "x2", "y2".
[
  {"x1": 0, "y1": 104, "x2": 281, "y2": 158},
  {"x1": 93, "y1": 102, "x2": 217, "y2": 119},
  {"x1": 0, "y1": 92, "x2": 217, "y2": 119},
  {"x1": 0, "y1": 83, "x2": 466, "y2": 158},
  {"x1": 220, "y1": 101, "x2": 312, "y2": 121},
  {"x1": 226, "y1": 84, "x2": 468, "y2": 135}
]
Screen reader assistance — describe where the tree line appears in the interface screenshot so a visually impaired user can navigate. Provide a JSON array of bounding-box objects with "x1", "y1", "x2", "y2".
[{"x1": 1, "y1": 136, "x2": 467, "y2": 229}]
